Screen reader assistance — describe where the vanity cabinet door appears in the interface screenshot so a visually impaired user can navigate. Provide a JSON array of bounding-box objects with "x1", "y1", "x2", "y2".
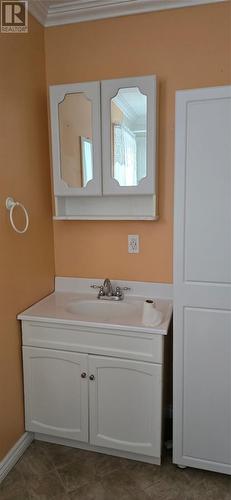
[
  {"x1": 89, "y1": 355, "x2": 162, "y2": 458},
  {"x1": 23, "y1": 347, "x2": 89, "y2": 442}
]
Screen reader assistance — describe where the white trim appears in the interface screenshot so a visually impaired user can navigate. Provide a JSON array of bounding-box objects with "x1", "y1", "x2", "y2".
[
  {"x1": 0, "y1": 432, "x2": 34, "y2": 484},
  {"x1": 176, "y1": 456, "x2": 231, "y2": 476},
  {"x1": 28, "y1": 1, "x2": 227, "y2": 27},
  {"x1": 34, "y1": 433, "x2": 160, "y2": 465},
  {"x1": 55, "y1": 276, "x2": 173, "y2": 298}
]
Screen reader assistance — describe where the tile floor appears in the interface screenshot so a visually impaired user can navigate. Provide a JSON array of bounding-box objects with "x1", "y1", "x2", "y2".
[{"x1": 0, "y1": 441, "x2": 230, "y2": 500}]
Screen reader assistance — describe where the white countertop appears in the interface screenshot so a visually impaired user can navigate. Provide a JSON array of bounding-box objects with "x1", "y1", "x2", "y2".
[{"x1": 18, "y1": 289, "x2": 173, "y2": 335}]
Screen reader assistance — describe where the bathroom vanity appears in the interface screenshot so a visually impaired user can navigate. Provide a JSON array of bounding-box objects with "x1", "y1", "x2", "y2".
[{"x1": 19, "y1": 278, "x2": 172, "y2": 465}]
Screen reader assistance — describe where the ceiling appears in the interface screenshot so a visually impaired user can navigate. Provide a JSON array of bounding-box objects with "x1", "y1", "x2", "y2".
[
  {"x1": 114, "y1": 88, "x2": 147, "y2": 125},
  {"x1": 28, "y1": 0, "x2": 227, "y2": 27}
]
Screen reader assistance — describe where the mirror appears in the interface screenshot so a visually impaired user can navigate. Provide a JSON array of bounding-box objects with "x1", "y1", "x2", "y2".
[
  {"x1": 58, "y1": 92, "x2": 93, "y2": 188},
  {"x1": 111, "y1": 87, "x2": 147, "y2": 187}
]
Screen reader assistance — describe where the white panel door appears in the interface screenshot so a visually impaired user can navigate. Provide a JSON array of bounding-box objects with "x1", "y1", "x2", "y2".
[
  {"x1": 89, "y1": 355, "x2": 162, "y2": 458},
  {"x1": 173, "y1": 85, "x2": 231, "y2": 475},
  {"x1": 23, "y1": 347, "x2": 89, "y2": 442}
]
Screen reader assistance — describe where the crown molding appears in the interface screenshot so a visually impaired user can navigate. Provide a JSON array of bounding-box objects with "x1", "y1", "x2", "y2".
[
  {"x1": 29, "y1": 0, "x2": 48, "y2": 26},
  {"x1": 28, "y1": 0, "x2": 227, "y2": 28}
]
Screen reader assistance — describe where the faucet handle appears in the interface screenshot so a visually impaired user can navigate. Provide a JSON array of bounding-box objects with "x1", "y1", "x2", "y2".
[
  {"x1": 114, "y1": 286, "x2": 131, "y2": 298},
  {"x1": 90, "y1": 284, "x2": 105, "y2": 297},
  {"x1": 98, "y1": 286, "x2": 104, "y2": 297},
  {"x1": 115, "y1": 286, "x2": 123, "y2": 297}
]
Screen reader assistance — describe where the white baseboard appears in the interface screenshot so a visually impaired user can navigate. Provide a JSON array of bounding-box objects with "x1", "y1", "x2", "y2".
[{"x1": 0, "y1": 432, "x2": 34, "y2": 484}]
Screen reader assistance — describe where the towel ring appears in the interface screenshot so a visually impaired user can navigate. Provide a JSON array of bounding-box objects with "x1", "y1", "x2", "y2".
[{"x1": 6, "y1": 197, "x2": 29, "y2": 234}]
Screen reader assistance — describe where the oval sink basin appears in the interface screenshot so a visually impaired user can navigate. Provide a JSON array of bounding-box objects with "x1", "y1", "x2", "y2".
[
  {"x1": 66, "y1": 299, "x2": 163, "y2": 327},
  {"x1": 67, "y1": 300, "x2": 138, "y2": 321}
]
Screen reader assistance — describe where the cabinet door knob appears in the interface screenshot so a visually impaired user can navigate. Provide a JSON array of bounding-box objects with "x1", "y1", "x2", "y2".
[
  {"x1": 81, "y1": 372, "x2": 87, "y2": 378},
  {"x1": 89, "y1": 374, "x2": 95, "y2": 381}
]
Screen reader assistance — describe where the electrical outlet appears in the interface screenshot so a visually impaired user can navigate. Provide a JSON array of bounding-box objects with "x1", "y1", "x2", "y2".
[{"x1": 128, "y1": 235, "x2": 139, "y2": 254}]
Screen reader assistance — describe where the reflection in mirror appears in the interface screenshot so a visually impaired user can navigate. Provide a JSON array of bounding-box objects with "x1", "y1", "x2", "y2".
[
  {"x1": 80, "y1": 137, "x2": 93, "y2": 185},
  {"x1": 111, "y1": 87, "x2": 147, "y2": 187},
  {"x1": 58, "y1": 93, "x2": 93, "y2": 188}
]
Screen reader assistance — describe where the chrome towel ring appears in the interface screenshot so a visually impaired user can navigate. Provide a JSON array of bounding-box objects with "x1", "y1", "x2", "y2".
[{"x1": 6, "y1": 197, "x2": 29, "y2": 234}]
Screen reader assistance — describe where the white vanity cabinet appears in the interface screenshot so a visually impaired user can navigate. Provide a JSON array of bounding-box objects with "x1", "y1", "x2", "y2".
[
  {"x1": 49, "y1": 75, "x2": 158, "y2": 220},
  {"x1": 22, "y1": 320, "x2": 164, "y2": 464}
]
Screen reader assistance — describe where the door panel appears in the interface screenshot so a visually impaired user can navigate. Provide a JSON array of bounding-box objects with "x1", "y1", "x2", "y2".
[
  {"x1": 183, "y1": 308, "x2": 231, "y2": 463},
  {"x1": 89, "y1": 355, "x2": 162, "y2": 457},
  {"x1": 23, "y1": 347, "x2": 88, "y2": 442},
  {"x1": 184, "y1": 98, "x2": 231, "y2": 284}
]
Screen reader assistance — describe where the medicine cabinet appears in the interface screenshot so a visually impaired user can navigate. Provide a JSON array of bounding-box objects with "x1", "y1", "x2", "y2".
[{"x1": 49, "y1": 75, "x2": 158, "y2": 220}]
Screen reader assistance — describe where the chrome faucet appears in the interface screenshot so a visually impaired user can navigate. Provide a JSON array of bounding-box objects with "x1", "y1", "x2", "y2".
[
  {"x1": 103, "y1": 278, "x2": 113, "y2": 296},
  {"x1": 90, "y1": 279, "x2": 131, "y2": 301}
]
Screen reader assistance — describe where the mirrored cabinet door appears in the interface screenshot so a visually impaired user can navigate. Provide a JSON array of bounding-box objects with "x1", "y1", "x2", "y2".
[
  {"x1": 49, "y1": 81, "x2": 101, "y2": 196},
  {"x1": 101, "y1": 75, "x2": 157, "y2": 195}
]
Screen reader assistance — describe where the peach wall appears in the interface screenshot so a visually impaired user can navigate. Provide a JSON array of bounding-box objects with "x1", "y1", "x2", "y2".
[
  {"x1": 45, "y1": 2, "x2": 231, "y2": 283},
  {"x1": 0, "y1": 15, "x2": 54, "y2": 460}
]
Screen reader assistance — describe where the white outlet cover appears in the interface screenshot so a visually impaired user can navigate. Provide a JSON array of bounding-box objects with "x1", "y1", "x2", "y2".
[{"x1": 128, "y1": 234, "x2": 139, "y2": 254}]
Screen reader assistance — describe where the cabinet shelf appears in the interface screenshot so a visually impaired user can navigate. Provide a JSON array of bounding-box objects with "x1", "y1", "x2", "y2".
[
  {"x1": 53, "y1": 193, "x2": 158, "y2": 220},
  {"x1": 53, "y1": 215, "x2": 159, "y2": 220}
]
